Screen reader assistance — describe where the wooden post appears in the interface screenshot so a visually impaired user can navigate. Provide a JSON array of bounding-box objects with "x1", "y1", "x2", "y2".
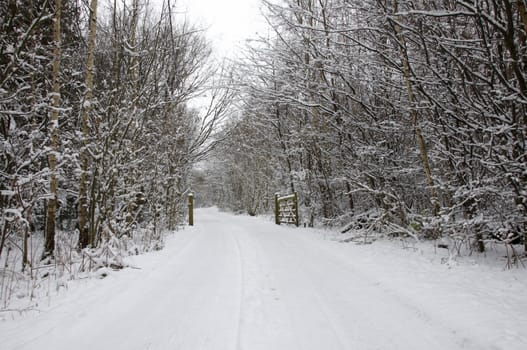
[
  {"x1": 293, "y1": 192, "x2": 299, "y2": 227},
  {"x1": 274, "y1": 193, "x2": 280, "y2": 225},
  {"x1": 188, "y1": 193, "x2": 194, "y2": 226}
]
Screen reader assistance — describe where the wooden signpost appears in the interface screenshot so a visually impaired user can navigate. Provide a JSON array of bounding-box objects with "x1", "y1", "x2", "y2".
[
  {"x1": 188, "y1": 193, "x2": 194, "y2": 226},
  {"x1": 274, "y1": 192, "x2": 299, "y2": 227}
]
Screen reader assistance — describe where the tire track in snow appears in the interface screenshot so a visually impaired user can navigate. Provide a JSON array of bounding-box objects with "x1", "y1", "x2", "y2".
[
  {"x1": 231, "y1": 224, "x2": 300, "y2": 350},
  {"x1": 256, "y1": 226, "x2": 363, "y2": 350},
  {"x1": 228, "y1": 228, "x2": 245, "y2": 350}
]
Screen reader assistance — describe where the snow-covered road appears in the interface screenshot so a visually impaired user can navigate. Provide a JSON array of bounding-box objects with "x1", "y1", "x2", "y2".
[{"x1": 2, "y1": 207, "x2": 526, "y2": 349}]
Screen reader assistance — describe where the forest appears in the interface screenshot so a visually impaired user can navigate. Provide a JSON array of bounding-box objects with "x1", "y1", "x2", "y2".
[
  {"x1": 1, "y1": 0, "x2": 526, "y2": 308},
  {"x1": 199, "y1": 0, "x2": 527, "y2": 254}
]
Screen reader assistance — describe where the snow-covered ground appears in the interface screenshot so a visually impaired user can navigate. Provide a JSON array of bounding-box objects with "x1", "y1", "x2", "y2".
[{"x1": 1, "y1": 207, "x2": 526, "y2": 349}]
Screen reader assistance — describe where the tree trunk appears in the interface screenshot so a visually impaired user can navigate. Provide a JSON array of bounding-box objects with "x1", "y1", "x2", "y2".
[
  {"x1": 43, "y1": 0, "x2": 62, "y2": 259},
  {"x1": 345, "y1": 181, "x2": 354, "y2": 213},
  {"x1": 78, "y1": 0, "x2": 98, "y2": 249},
  {"x1": 519, "y1": 0, "x2": 527, "y2": 35},
  {"x1": 22, "y1": 225, "x2": 29, "y2": 272}
]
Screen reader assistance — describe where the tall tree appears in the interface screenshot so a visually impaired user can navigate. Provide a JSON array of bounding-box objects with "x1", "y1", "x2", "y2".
[
  {"x1": 43, "y1": 0, "x2": 63, "y2": 259},
  {"x1": 78, "y1": 0, "x2": 97, "y2": 249}
]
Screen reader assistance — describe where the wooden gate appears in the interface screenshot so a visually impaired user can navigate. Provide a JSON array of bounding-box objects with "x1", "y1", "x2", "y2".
[{"x1": 274, "y1": 192, "x2": 299, "y2": 227}]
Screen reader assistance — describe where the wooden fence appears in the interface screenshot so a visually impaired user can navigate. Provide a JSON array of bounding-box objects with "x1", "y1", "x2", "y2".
[{"x1": 274, "y1": 192, "x2": 299, "y2": 227}]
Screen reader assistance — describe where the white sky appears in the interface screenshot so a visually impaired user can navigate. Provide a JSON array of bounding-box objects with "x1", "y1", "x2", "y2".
[{"x1": 177, "y1": 0, "x2": 268, "y2": 58}]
